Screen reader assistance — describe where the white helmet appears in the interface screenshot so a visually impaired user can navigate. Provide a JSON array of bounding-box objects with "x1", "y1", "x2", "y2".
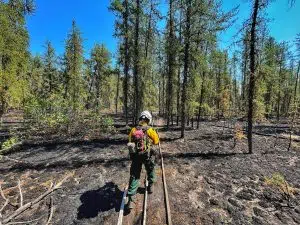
[{"x1": 139, "y1": 110, "x2": 152, "y2": 124}]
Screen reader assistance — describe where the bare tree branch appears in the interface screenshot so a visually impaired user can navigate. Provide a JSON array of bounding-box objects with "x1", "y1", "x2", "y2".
[
  {"x1": 0, "y1": 184, "x2": 8, "y2": 201},
  {"x1": 17, "y1": 180, "x2": 23, "y2": 208},
  {"x1": 0, "y1": 199, "x2": 9, "y2": 218},
  {"x1": 4, "y1": 215, "x2": 44, "y2": 225},
  {"x1": 0, "y1": 184, "x2": 9, "y2": 222},
  {"x1": 0, "y1": 184, "x2": 9, "y2": 217},
  {"x1": 45, "y1": 196, "x2": 54, "y2": 225},
  {"x1": 0, "y1": 156, "x2": 29, "y2": 165},
  {"x1": 0, "y1": 173, "x2": 73, "y2": 225}
]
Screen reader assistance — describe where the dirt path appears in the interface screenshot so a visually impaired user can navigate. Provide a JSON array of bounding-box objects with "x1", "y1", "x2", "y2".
[
  {"x1": 147, "y1": 167, "x2": 167, "y2": 225},
  {"x1": 121, "y1": 173, "x2": 145, "y2": 225},
  {"x1": 121, "y1": 165, "x2": 167, "y2": 225}
]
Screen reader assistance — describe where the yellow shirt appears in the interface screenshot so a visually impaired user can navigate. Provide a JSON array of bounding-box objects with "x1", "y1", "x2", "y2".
[{"x1": 128, "y1": 123, "x2": 159, "y2": 145}]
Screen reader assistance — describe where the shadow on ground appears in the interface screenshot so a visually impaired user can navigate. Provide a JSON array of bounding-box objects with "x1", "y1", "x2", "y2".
[
  {"x1": 163, "y1": 152, "x2": 242, "y2": 160},
  {"x1": 13, "y1": 138, "x2": 127, "y2": 153},
  {"x1": 77, "y1": 182, "x2": 123, "y2": 219},
  {"x1": 0, "y1": 156, "x2": 129, "y2": 173}
]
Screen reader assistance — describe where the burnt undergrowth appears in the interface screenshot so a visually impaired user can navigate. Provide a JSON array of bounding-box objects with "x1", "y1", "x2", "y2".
[{"x1": 0, "y1": 116, "x2": 299, "y2": 225}]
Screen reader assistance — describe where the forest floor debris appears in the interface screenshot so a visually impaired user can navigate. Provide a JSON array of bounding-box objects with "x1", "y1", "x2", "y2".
[{"x1": 0, "y1": 118, "x2": 299, "y2": 224}]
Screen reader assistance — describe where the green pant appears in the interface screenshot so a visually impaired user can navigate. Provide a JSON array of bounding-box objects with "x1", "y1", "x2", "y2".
[{"x1": 127, "y1": 153, "x2": 156, "y2": 196}]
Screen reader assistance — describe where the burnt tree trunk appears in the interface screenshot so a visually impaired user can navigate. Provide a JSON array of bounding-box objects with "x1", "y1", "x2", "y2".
[
  {"x1": 288, "y1": 61, "x2": 300, "y2": 151},
  {"x1": 122, "y1": 0, "x2": 130, "y2": 125},
  {"x1": 197, "y1": 44, "x2": 208, "y2": 129},
  {"x1": 181, "y1": 0, "x2": 192, "y2": 138},
  {"x1": 177, "y1": 67, "x2": 181, "y2": 126},
  {"x1": 293, "y1": 61, "x2": 300, "y2": 104},
  {"x1": 115, "y1": 68, "x2": 120, "y2": 114},
  {"x1": 95, "y1": 69, "x2": 101, "y2": 109},
  {"x1": 248, "y1": 0, "x2": 260, "y2": 154},
  {"x1": 197, "y1": 71, "x2": 206, "y2": 129},
  {"x1": 277, "y1": 50, "x2": 284, "y2": 122},
  {"x1": 176, "y1": 0, "x2": 183, "y2": 127},
  {"x1": 162, "y1": 69, "x2": 166, "y2": 117},
  {"x1": 216, "y1": 63, "x2": 221, "y2": 120},
  {"x1": 133, "y1": 0, "x2": 141, "y2": 124},
  {"x1": 242, "y1": 34, "x2": 249, "y2": 108},
  {"x1": 166, "y1": 0, "x2": 176, "y2": 129}
]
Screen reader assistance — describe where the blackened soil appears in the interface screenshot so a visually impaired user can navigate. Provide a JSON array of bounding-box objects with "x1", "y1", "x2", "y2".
[
  {"x1": 160, "y1": 122, "x2": 300, "y2": 225},
  {"x1": 0, "y1": 119, "x2": 299, "y2": 225}
]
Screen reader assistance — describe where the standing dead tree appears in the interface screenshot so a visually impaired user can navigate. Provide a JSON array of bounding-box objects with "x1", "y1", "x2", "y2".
[
  {"x1": 288, "y1": 61, "x2": 300, "y2": 150},
  {"x1": 0, "y1": 173, "x2": 73, "y2": 225},
  {"x1": 247, "y1": 0, "x2": 260, "y2": 154},
  {"x1": 181, "y1": 0, "x2": 192, "y2": 138}
]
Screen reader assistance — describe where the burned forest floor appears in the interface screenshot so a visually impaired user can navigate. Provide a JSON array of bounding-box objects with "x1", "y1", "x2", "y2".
[{"x1": 0, "y1": 113, "x2": 300, "y2": 225}]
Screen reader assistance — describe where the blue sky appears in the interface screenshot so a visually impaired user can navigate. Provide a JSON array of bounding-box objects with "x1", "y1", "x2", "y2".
[
  {"x1": 27, "y1": 0, "x2": 300, "y2": 59},
  {"x1": 27, "y1": 0, "x2": 117, "y2": 57}
]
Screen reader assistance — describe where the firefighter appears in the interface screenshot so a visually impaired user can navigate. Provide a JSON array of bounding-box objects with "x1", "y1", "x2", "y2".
[{"x1": 126, "y1": 111, "x2": 160, "y2": 209}]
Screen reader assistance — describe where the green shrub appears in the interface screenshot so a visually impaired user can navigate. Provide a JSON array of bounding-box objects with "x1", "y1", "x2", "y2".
[
  {"x1": 264, "y1": 172, "x2": 298, "y2": 206},
  {"x1": 39, "y1": 112, "x2": 69, "y2": 129},
  {"x1": 24, "y1": 98, "x2": 117, "y2": 138},
  {"x1": 201, "y1": 103, "x2": 214, "y2": 117},
  {"x1": 1, "y1": 137, "x2": 18, "y2": 154},
  {"x1": 101, "y1": 116, "x2": 114, "y2": 127}
]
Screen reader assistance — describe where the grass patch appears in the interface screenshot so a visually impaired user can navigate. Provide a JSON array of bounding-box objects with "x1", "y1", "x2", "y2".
[
  {"x1": 0, "y1": 136, "x2": 19, "y2": 155},
  {"x1": 264, "y1": 172, "x2": 298, "y2": 207}
]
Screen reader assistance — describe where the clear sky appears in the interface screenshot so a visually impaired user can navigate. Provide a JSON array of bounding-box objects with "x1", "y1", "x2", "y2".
[
  {"x1": 27, "y1": 0, "x2": 300, "y2": 59},
  {"x1": 220, "y1": 0, "x2": 300, "y2": 51},
  {"x1": 27, "y1": 0, "x2": 117, "y2": 57}
]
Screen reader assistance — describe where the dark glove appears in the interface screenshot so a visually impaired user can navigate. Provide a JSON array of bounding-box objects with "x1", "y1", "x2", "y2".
[
  {"x1": 127, "y1": 143, "x2": 135, "y2": 153},
  {"x1": 150, "y1": 146, "x2": 160, "y2": 161},
  {"x1": 127, "y1": 143, "x2": 136, "y2": 160}
]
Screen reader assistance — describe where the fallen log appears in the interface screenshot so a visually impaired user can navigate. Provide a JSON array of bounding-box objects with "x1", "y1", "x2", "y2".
[{"x1": 0, "y1": 172, "x2": 73, "y2": 225}]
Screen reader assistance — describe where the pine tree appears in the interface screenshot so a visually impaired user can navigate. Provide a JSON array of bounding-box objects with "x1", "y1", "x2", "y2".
[
  {"x1": 63, "y1": 20, "x2": 84, "y2": 110},
  {"x1": 0, "y1": 0, "x2": 34, "y2": 116},
  {"x1": 43, "y1": 40, "x2": 58, "y2": 100},
  {"x1": 90, "y1": 43, "x2": 111, "y2": 109},
  {"x1": 110, "y1": 0, "x2": 133, "y2": 125}
]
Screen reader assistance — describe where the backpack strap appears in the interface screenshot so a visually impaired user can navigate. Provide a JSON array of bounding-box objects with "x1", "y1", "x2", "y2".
[{"x1": 143, "y1": 126, "x2": 150, "y2": 152}]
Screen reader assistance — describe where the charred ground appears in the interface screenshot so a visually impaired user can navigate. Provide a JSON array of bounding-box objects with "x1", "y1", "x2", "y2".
[{"x1": 0, "y1": 114, "x2": 299, "y2": 225}]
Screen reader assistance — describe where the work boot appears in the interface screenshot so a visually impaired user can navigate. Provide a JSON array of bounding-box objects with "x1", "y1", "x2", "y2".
[
  {"x1": 147, "y1": 184, "x2": 153, "y2": 194},
  {"x1": 126, "y1": 195, "x2": 136, "y2": 210}
]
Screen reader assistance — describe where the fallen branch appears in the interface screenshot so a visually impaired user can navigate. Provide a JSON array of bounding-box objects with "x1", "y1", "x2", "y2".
[
  {"x1": 45, "y1": 196, "x2": 54, "y2": 225},
  {"x1": 0, "y1": 184, "x2": 8, "y2": 201},
  {"x1": 0, "y1": 199, "x2": 9, "y2": 215},
  {"x1": 2, "y1": 184, "x2": 22, "y2": 196},
  {"x1": 0, "y1": 156, "x2": 28, "y2": 164},
  {"x1": 0, "y1": 173, "x2": 73, "y2": 225},
  {"x1": 4, "y1": 217, "x2": 41, "y2": 225},
  {"x1": 0, "y1": 185, "x2": 17, "y2": 210},
  {"x1": 17, "y1": 180, "x2": 23, "y2": 207},
  {"x1": 0, "y1": 184, "x2": 9, "y2": 218}
]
